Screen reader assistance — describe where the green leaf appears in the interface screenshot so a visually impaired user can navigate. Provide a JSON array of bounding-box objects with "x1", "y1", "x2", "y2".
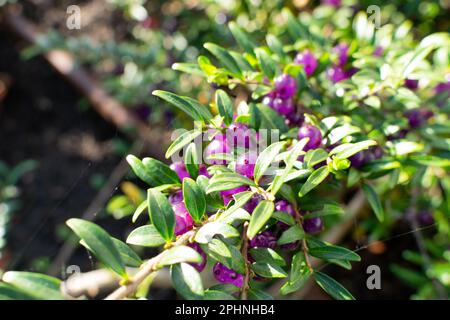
[
  {"x1": 147, "y1": 188, "x2": 175, "y2": 241},
  {"x1": 2, "y1": 272, "x2": 65, "y2": 300},
  {"x1": 204, "y1": 43, "x2": 242, "y2": 77},
  {"x1": 249, "y1": 248, "x2": 286, "y2": 266},
  {"x1": 283, "y1": 8, "x2": 309, "y2": 40},
  {"x1": 202, "y1": 238, "x2": 246, "y2": 275},
  {"x1": 195, "y1": 222, "x2": 240, "y2": 244},
  {"x1": 142, "y1": 157, "x2": 180, "y2": 185},
  {"x1": 172, "y1": 63, "x2": 204, "y2": 76},
  {"x1": 402, "y1": 45, "x2": 435, "y2": 78},
  {"x1": 308, "y1": 242, "x2": 360, "y2": 262},
  {"x1": 304, "y1": 149, "x2": 328, "y2": 167},
  {"x1": 184, "y1": 143, "x2": 199, "y2": 179},
  {"x1": 254, "y1": 142, "x2": 286, "y2": 183},
  {"x1": 314, "y1": 272, "x2": 355, "y2": 300},
  {"x1": 280, "y1": 252, "x2": 312, "y2": 295},
  {"x1": 156, "y1": 246, "x2": 203, "y2": 268},
  {"x1": 256, "y1": 104, "x2": 288, "y2": 133},
  {"x1": 362, "y1": 183, "x2": 384, "y2": 222},
  {"x1": 126, "y1": 155, "x2": 155, "y2": 186},
  {"x1": 204, "y1": 289, "x2": 236, "y2": 300},
  {"x1": 126, "y1": 225, "x2": 166, "y2": 247},
  {"x1": 217, "y1": 191, "x2": 254, "y2": 222},
  {"x1": 206, "y1": 173, "x2": 256, "y2": 193},
  {"x1": 266, "y1": 34, "x2": 287, "y2": 61},
  {"x1": 66, "y1": 219, "x2": 126, "y2": 278},
  {"x1": 183, "y1": 178, "x2": 206, "y2": 223},
  {"x1": 132, "y1": 200, "x2": 147, "y2": 223},
  {"x1": 271, "y1": 139, "x2": 308, "y2": 195},
  {"x1": 248, "y1": 287, "x2": 274, "y2": 300},
  {"x1": 255, "y1": 48, "x2": 276, "y2": 79},
  {"x1": 272, "y1": 210, "x2": 296, "y2": 226},
  {"x1": 247, "y1": 200, "x2": 274, "y2": 240},
  {"x1": 153, "y1": 90, "x2": 211, "y2": 121},
  {"x1": 215, "y1": 89, "x2": 234, "y2": 125},
  {"x1": 166, "y1": 129, "x2": 202, "y2": 159},
  {"x1": 277, "y1": 225, "x2": 305, "y2": 245},
  {"x1": 330, "y1": 140, "x2": 377, "y2": 160},
  {"x1": 171, "y1": 263, "x2": 204, "y2": 300},
  {"x1": 298, "y1": 166, "x2": 330, "y2": 197},
  {"x1": 251, "y1": 262, "x2": 288, "y2": 278},
  {"x1": 0, "y1": 283, "x2": 35, "y2": 300},
  {"x1": 229, "y1": 22, "x2": 255, "y2": 55},
  {"x1": 111, "y1": 238, "x2": 143, "y2": 267}
]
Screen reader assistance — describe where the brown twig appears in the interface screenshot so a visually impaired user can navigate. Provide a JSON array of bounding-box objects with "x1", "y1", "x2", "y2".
[
  {"x1": 105, "y1": 230, "x2": 195, "y2": 300},
  {"x1": 240, "y1": 223, "x2": 250, "y2": 300}
]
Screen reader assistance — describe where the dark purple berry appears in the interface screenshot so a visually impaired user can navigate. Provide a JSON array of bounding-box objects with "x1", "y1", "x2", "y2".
[
  {"x1": 249, "y1": 231, "x2": 277, "y2": 249},
  {"x1": 333, "y1": 43, "x2": 349, "y2": 66},
  {"x1": 205, "y1": 134, "x2": 230, "y2": 165},
  {"x1": 213, "y1": 263, "x2": 243, "y2": 287},
  {"x1": 235, "y1": 152, "x2": 258, "y2": 179},
  {"x1": 405, "y1": 79, "x2": 419, "y2": 90},
  {"x1": 297, "y1": 124, "x2": 322, "y2": 151},
  {"x1": 272, "y1": 97, "x2": 295, "y2": 115},
  {"x1": 275, "y1": 200, "x2": 295, "y2": 217},
  {"x1": 302, "y1": 217, "x2": 324, "y2": 234},
  {"x1": 327, "y1": 65, "x2": 349, "y2": 83},
  {"x1": 168, "y1": 190, "x2": 183, "y2": 205},
  {"x1": 322, "y1": 0, "x2": 341, "y2": 7},
  {"x1": 349, "y1": 152, "x2": 366, "y2": 168},
  {"x1": 281, "y1": 241, "x2": 300, "y2": 251},
  {"x1": 173, "y1": 202, "x2": 194, "y2": 236},
  {"x1": 170, "y1": 162, "x2": 190, "y2": 181},
  {"x1": 243, "y1": 193, "x2": 264, "y2": 213},
  {"x1": 274, "y1": 74, "x2": 297, "y2": 99},
  {"x1": 294, "y1": 50, "x2": 318, "y2": 77},
  {"x1": 188, "y1": 243, "x2": 207, "y2": 272},
  {"x1": 221, "y1": 186, "x2": 249, "y2": 206},
  {"x1": 405, "y1": 108, "x2": 433, "y2": 128},
  {"x1": 417, "y1": 211, "x2": 434, "y2": 227}
]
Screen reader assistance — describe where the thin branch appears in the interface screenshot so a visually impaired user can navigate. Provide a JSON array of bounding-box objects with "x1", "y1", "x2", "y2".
[
  {"x1": 105, "y1": 230, "x2": 195, "y2": 300},
  {"x1": 240, "y1": 223, "x2": 250, "y2": 300}
]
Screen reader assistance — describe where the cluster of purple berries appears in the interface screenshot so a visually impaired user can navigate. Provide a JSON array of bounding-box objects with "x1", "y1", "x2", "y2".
[
  {"x1": 327, "y1": 43, "x2": 358, "y2": 83},
  {"x1": 263, "y1": 74, "x2": 297, "y2": 116},
  {"x1": 349, "y1": 146, "x2": 383, "y2": 168}
]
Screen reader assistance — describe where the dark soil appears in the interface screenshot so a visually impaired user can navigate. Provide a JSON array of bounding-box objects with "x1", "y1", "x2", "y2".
[{"x1": 0, "y1": 27, "x2": 126, "y2": 272}]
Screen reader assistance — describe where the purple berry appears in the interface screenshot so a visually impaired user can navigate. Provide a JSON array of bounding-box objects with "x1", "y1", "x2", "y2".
[
  {"x1": 302, "y1": 217, "x2": 324, "y2": 234},
  {"x1": 168, "y1": 190, "x2": 183, "y2": 205},
  {"x1": 170, "y1": 162, "x2": 190, "y2": 181},
  {"x1": 349, "y1": 152, "x2": 366, "y2": 168},
  {"x1": 281, "y1": 241, "x2": 300, "y2": 251},
  {"x1": 285, "y1": 112, "x2": 305, "y2": 127},
  {"x1": 322, "y1": 0, "x2": 341, "y2": 7},
  {"x1": 405, "y1": 79, "x2": 419, "y2": 90},
  {"x1": 262, "y1": 95, "x2": 275, "y2": 108},
  {"x1": 188, "y1": 243, "x2": 207, "y2": 272},
  {"x1": 198, "y1": 164, "x2": 210, "y2": 178},
  {"x1": 243, "y1": 193, "x2": 264, "y2": 213},
  {"x1": 374, "y1": 46, "x2": 383, "y2": 57},
  {"x1": 294, "y1": 50, "x2": 318, "y2": 77},
  {"x1": 235, "y1": 152, "x2": 258, "y2": 179},
  {"x1": 274, "y1": 74, "x2": 297, "y2": 99},
  {"x1": 221, "y1": 186, "x2": 249, "y2": 206},
  {"x1": 173, "y1": 202, "x2": 194, "y2": 236},
  {"x1": 275, "y1": 200, "x2": 295, "y2": 217},
  {"x1": 272, "y1": 97, "x2": 295, "y2": 115},
  {"x1": 226, "y1": 123, "x2": 257, "y2": 149},
  {"x1": 297, "y1": 124, "x2": 322, "y2": 151},
  {"x1": 327, "y1": 65, "x2": 349, "y2": 83},
  {"x1": 249, "y1": 231, "x2": 277, "y2": 249},
  {"x1": 417, "y1": 211, "x2": 434, "y2": 226},
  {"x1": 333, "y1": 43, "x2": 349, "y2": 66},
  {"x1": 205, "y1": 134, "x2": 230, "y2": 165},
  {"x1": 213, "y1": 263, "x2": 243, "y2": 287},
  {"x1": 405, "y1": 108, "x2": 433, "y2": 128}
]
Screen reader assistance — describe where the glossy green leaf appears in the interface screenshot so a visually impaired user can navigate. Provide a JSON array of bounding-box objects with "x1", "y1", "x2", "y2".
[
  {"x1": 204, "y1": 43, "x2": 242, "y2": 77},
  {"x1": 362, "y1": 183, "x2": 384, "y2": 222},
  {"x1": 249, "y1": 248, "x2": 286, "y2": 266},
  {"x1": 229, "y1": 22, "x2": 255, "y2": 55},
  {"x1": 147, "y1": 188, "x2": 175, "y2": 241},
  {"x1": 166, "y1": 129, "x2": 202, "y2": 159},
  {"x1": 247, "y1": 200, "x2": 275, "y2": 240},
  {"x1": 171, "y1": 263, "x2": 204, "y2": 300},
  {"x1": 298, "y1": 166, "x2": 330, "y2": 197},
  {"x1": 195, "y1": 222, "x2": 240, "y2": 244},
  {"x1": 111, "y1": 238, "x2": 143, "y2": 267},
  {"x1": 126, "y1": 225, "x2": 166, "y2": 247},
  {"x1": 156, "y1": 246, "x2": 203, "y2": 268},
  {"x1": 251, "y1": 262, "x2": 288, "y2": 278},
  {"x1": 254, "y1": 141, "x2": 285, "y2": 183},
  {"x1": 2, "y1": 272, "x2": 65, "y2": 300},
  {"x1": 183, "y1": 178, "x2": 206, "y2": 223},
  {"x1": 314, "y1": 272, "x2": 355, "y2": 300},
  {"x1": 215, "y1": 89, "x2": 234, "y2": 125},
  {"x1": 66, "y1": 219, "x2": 126, "y2": 278},
  {"x1": 277, "y1": 225, "x2": 305, "y2": 245}
]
